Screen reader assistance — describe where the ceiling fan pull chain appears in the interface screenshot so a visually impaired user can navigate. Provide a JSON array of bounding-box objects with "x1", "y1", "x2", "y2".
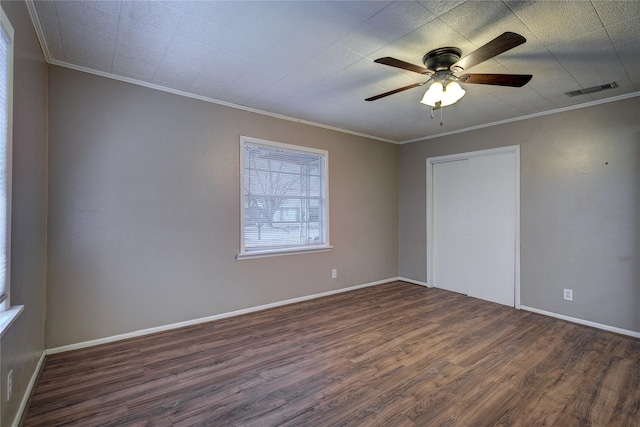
[
  {"x1": 430, "y1": 108, "x2": 434, "y2": 119},
  {"x1": 440, "y1": 107, "x2": 444, "y2": 126}
]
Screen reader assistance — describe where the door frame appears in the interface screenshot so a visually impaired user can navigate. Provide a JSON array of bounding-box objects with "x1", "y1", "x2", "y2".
[{"x1": 426, "y1": 145, "x2": 521, "y2": 309}]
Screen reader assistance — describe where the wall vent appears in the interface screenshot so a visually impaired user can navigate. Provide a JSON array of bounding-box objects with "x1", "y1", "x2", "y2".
[{"x1": 565, "y1": 82, "x2": 617, "y2": 97}]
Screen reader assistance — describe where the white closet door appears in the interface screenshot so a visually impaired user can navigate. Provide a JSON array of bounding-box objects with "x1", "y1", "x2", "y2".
[
  {"x1": 429, "y1": 149, "x2": 517, "y2": 307},
  {"x1": 466, "y1": 152, "x2": 516, "y2": 306},
  {"x1": 432, "y1": 159, "x2": 469, "y2": 295}
]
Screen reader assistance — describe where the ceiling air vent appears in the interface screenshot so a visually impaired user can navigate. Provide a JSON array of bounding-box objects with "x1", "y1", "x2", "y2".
[{"x1": 565, "y1": 82, "x2": 618, "y2": 97}]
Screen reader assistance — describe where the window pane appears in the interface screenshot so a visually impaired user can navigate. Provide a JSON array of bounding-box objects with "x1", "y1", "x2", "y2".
[
  {"x1": 0, "y1": 25, "x2": 8, "y2": 305},
  {"x1": 241, "y1": 138, "x2": 328, "y2": 255}
]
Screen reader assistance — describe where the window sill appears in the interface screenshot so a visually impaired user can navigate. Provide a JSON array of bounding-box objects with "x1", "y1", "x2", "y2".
[
  {"x1": 237, "y1": 245, "x2": 333, "y2": 260},
  {"x1": 0, "y1": 305, "x2": 24, "y2": 338}
]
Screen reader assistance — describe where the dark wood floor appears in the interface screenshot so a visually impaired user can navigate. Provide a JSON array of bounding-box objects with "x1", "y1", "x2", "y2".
[{"x1": 23, "y1": 281, "x2": 640, "y2": 426}]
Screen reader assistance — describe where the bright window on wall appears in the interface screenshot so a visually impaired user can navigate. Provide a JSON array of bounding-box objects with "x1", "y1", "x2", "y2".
[
  {"x1": 238, "y1": 136, "x2": 331, "y2": 259},
  {"x1": 0, "y1": 7, "x2": 13, "y2": 312}
]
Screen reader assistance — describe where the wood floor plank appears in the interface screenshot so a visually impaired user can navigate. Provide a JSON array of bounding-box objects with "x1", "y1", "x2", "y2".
[{"x1": 22, "y1": 281, "x2": 640, "y2": 426}]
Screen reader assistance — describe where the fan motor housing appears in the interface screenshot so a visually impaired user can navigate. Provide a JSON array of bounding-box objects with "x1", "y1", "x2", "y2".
[{"x1": 423, "y1": 47, "x2": 462, "y2": 72}]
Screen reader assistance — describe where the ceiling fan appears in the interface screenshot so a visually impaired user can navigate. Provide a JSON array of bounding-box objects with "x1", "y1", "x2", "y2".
[{"x1": 365, "y1": 32, "x2": 533, "y2": 109}]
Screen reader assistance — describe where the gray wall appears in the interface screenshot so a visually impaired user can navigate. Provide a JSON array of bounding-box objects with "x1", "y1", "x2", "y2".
[
  {"x1": 0, "y1": 0, "x2": 48, "y2": 426},
  {"x1": 47, "y1": 66, "x2": 399, "y2": 348},
  {"x1": 399, "y1": 96, "x2": 640, "y2": 333}
]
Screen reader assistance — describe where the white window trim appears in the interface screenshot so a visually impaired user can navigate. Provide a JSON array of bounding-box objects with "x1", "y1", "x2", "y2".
[
  {"x1": 0, "y1": 305, "x2": 23, "y2": 338},
  {"x1": 0, "y1": 5, "x2": 21, "y2": 336},
  {"x1": 237, "y1": 136, "x2": 331, "y2": 260}
]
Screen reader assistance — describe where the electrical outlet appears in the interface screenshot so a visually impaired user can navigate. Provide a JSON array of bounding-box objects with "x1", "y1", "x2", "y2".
[
  {"x1": 563, "y1": 288, "x2": 573, "y2": 301},
  {"x1": 7, "y1": 370, "x2": 12, "y2": 401},
  {"x1": 331, "y1": 269, "x2": 337, "y2": 279}
]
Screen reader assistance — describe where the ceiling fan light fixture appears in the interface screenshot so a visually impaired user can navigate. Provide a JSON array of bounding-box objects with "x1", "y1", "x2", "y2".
[
  {"x1": 440, "y1": 81, "x2": 466, "y2": 106},
  {"x1": 420, "y1": 79, "x2": 466, "y2": 107},
  {"x1": 420, "y1": 81, "x2": 443, "y2": 107},
  {"x1": 367, "y1": 32, "x2": 532, "y2": 107}
]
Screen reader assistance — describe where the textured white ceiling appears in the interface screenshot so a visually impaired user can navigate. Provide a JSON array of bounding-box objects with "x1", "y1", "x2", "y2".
[{"x1": 29, "y1": 0, "x2": 640, "y2": 143}]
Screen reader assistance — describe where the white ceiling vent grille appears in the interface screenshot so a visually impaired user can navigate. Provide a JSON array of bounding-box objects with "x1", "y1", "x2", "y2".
[{"x1": 565, "y1": 82, "x2": 618, "y2": 97}]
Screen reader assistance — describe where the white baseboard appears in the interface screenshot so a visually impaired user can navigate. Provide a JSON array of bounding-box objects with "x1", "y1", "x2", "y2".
[
  {"x1": 398, "y1": 277, "x2": 428, "y2": 287},
  {"x1": 12, "y1": 350, "x2": 46, "y2": 427},
  {"x1": 521, "y1": 305, "x2": 640, "y2": 339},
  {"x1": 47, "y1": 277, "x2": 401, "y2": 355},
  {"x1": 58, "y1": 280, "x2": 640, "y2": 357}
]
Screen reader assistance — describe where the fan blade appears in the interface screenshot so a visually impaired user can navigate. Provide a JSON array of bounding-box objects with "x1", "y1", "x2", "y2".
[
  {"x1": 451, "y1": 32, "x2": 526, "y2": 72},
  {"x1": 374, "y1": 57, "x2": 433, "y2": 75},
  {"x1": 458, "y1": 73, "x2": 532, "y2": 87},
  {"x1": 365, "y1": 81, "x2": 428, "y2": 101}
]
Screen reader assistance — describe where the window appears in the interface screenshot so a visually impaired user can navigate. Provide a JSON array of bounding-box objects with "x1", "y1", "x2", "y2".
[
  {"x1": 0, "y1": 7, "x2": 12, "y2": 312},
  {"x1": 238, "y1": 136, "x2": 331, "y2": 259}
]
